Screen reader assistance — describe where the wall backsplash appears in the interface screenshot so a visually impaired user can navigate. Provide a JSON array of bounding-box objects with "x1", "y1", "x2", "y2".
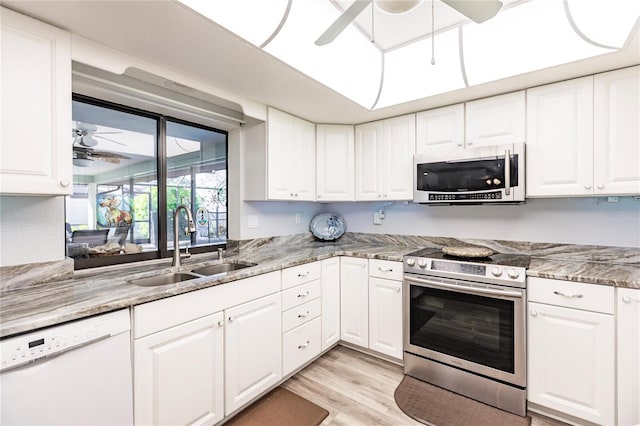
[{"x1": 326, "y1": 197, "x2": 640, "y2": 248}]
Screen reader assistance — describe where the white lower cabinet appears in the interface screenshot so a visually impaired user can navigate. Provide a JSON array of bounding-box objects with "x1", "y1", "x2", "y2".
[
  {"x1": 527, "y1": 278, "x2": 615, "y2": 425},
  {"x1": 321, "y1": 257, "x2": 341, "y2": 350},
  {"x1": 340, "y1": 257, "x2": 369, "y2": 346},
  {"x1": 134, "y1": 312, "x2": 224, "y2": 426},
  {"x1": 368, "y1": 277, "x2": 403, "y2": 360},
  {"x1": 224, "y1": 293, "x2": 282, "y2": 415},
  {"x1": 617, "y1": 288, "x2": 640, "y2": 426},
  {"x1": 283, "y1": 317, "x2": 322, "y2": 376}
]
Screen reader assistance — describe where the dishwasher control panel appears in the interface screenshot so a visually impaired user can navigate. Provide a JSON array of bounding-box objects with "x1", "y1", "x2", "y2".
[{"x1": 1, "y1": 309, "x2": 130, "y2": 373}]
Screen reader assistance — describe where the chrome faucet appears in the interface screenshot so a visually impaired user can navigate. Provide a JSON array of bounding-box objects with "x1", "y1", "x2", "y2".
[{"x1": 172, "y1": 204, "x2": 196, "y2": 267}]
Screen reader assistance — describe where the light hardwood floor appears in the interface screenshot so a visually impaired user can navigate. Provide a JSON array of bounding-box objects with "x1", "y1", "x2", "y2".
[{"x1": 283, "y1": 345, "x2": 569, "y2": 426}]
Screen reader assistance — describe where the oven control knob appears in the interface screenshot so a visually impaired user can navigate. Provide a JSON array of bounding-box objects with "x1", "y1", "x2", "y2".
[
  {"x1": 418, "y1": 259, "x2": 428, "y2": 268},
  {"x1": 491, "y1": 267, "x2": 502, "y2": 277},
  {"x1": 406, "y1": 258, "x2": 416, "y2": 267},
  {"x1": 507, "y1": 269, "x2": 520, "y2": 279}
]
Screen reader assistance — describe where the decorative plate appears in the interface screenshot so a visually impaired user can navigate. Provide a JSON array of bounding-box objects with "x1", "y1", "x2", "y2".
[
  {"x1": 442, "y1": 245, "x2": 495, "y2": 258},
  {"x1": 309, "y1": 213, "x2": 346, "y2": 241}
]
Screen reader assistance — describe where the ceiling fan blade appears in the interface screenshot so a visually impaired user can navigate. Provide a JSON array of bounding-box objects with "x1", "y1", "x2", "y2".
[
  {"x1": 441, "y1": 0, "x2": 503, "y2": 23},
  {"x1": 92, "y1": 150, "x2": 131, "y2": 160},
  {"x1": 94, "y1": 134, "x2": 127, "y2": 146},
  {"x1": 315, "y1": 0, "x2": 372, "y2": 46}
]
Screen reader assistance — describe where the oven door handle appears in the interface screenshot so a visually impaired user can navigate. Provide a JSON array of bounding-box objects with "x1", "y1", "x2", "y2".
[
  {"x1": 404, "y1": 275, "x2": 524, "y2": 299},
  {"x1": 504, "y1": 149, "x2": 511, "y2": 195}
]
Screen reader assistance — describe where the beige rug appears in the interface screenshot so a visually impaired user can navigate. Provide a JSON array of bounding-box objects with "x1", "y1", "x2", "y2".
[
  {"x1": 225, "y1": 387, "x2": 329, "y2": 426},
  {"x1": 395, "y1": 375, "x2": 531, "y2": 426}
]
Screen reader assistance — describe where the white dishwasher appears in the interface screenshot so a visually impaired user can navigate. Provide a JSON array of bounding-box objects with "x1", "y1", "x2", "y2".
[{"x1": 0, "y1": 309, "x2": 134, "y2": 425}]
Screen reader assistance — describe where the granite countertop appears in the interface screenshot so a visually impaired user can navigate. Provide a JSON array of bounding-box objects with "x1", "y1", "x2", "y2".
[{"x1": 1, "y1": 236, "x2": 638, "y2": 338}]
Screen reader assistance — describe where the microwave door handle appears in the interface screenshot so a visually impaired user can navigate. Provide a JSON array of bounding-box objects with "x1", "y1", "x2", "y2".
[{"x1": 504, "y1": 149, "x2": 511, "y2": 196}]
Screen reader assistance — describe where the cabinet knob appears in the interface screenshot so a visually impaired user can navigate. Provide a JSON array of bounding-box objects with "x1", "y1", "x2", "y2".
[
  {"x1": 290, "y1": 192, "x2": 295, "y2": 197},
  {"x1": 377, "y1": 194, "x2": 382, "y2": 198},
  {"x1": 467, "y1": 140, "x2": 473, "y2": 145},
  {"x1": 584, "y1": 184, "x2": 592, "y2": 190},
  {"x1": 317, "y1": 194, "x2": 322, "y2": 198},
  {"x1": 396, "y1": 287, "x2": 401, "y2": 292},
  {"x1": 597, "y1": 184, "x2": 604, "y2": 190},
  {"x1": 530, "y1": 310, "x2": 538, "y2": 317},
  {"x1": 217, "y1": 320, "x2": 225, "y2": 327},
  {"x1": 60, "y1": 179, "x2": 70, "y2": 187},
  {"x1": 361, "y1": 263, "x2": 366, "y2": 268},
  {"x1": 383, "y1": 194, "x2": 388, "y2": 198},
  {"x1": 228, "y1": 316, "x2": 234, "y2": 323}
]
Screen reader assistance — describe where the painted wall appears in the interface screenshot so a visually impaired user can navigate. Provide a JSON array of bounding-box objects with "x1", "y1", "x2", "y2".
[
  {"x1": 0, "y1": 196, "x2": 66, "y2": 266},
  {"x1": 327, "y1": 197, "x2": 640, "y2": 248}
]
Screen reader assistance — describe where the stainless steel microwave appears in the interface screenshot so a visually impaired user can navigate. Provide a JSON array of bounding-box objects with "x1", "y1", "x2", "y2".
[{"x1": 414, "y1": 142, "x2": 525, "y2": 204}]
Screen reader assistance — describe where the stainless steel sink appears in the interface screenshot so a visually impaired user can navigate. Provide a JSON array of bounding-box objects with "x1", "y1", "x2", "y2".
[
  {"x1": 128, "y1": 272, "x2": 201, "y2": 287},
  {"x1": 191, "y1": 262, "x2": 256, "y2": 276}
]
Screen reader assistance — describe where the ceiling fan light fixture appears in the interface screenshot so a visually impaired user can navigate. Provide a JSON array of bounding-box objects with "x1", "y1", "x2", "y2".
[
  {"x1": 73, "y1": 158, "x2": 94, "y2": 167},
  {"x1": 375, "y1": 0, "x2": 422, "y2": 14}
]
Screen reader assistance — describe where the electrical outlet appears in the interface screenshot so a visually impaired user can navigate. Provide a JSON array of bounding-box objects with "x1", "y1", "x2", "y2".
[
  {"x1": 295, "y1": 213, "x2": 301, "y2": 224},
  {"x1": 373, "y1": 211, "x2": 382, "y2": 225}
]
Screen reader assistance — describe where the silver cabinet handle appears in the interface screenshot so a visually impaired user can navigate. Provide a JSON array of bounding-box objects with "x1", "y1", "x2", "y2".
[
  {"x1": 59, "y1": 179, "x2": 70, "y2": 187},
  {"x1": 297, "y1": 271, "x2": 309, "y2": 278},
  {"x1": 584, "y1": 184, "x2": 592, "y2": 190},
  {"x1": 597, "y1": 184, "x2": 604, "y2": 189},
  {"x1": 622, "y1": 296, "x2": 640, "y2": 303},
  {"x1": 504, "y1": 148, "x2": 511, "y2": 196},
  {"x1": 317, "y1": 194, "x2": 322, "y2": 198},
  {"x1": 228, "y1": 316, "x2": 234, "y2": 322},
  {"x1": 378, "y1": 266, "x2": 393, "y2": 273},
  {"x1": 298, "y1": 340, "x2": 310, "y2": 349},
  {"x1": 297, "y1": 311, "x2": 310, "y2": 318},
  {"x1": 530, "y1": 310, "x2": 538, "y2": 317},
  {"x1": 553, "y1": 291, "x2": 583, "y2": 299},
  {"x1": 217, "y1": 320, "x2": 225, "y2": 327},
  {"x1": 297, "y1": 291, "x2": 309, "y2": 298},
  {"x1": 361, "y1": 263, "x2": 366, "y2": 268},
  {"x1": 396, "y1": 287, "x2": 401, "y2": 292}
]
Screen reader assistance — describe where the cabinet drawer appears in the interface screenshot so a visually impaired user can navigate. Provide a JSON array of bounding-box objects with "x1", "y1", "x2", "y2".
[
  {"x1": 369, "y1": 259, "x2": 403, "y2": 281},
  {"x1": 282, "y1": 298, "x2": 322, "y2": 333},
  {"x1": 283, "y1": 317, "x2": 321, "y2": 376},
  {"x1": 281, "y1": 279, "x2": 321, "y2": 311},
  {"x1": 528, "y1": 277, "x2": 614, "y2": 314},
  {"x1": 282, "y1": 261, "x2": 322, "y2": 289}
]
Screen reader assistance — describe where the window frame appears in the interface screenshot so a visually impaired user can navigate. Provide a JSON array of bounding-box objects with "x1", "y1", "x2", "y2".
[{"x1": 69, "y1": 94, "x2": 228, "y2": 270}]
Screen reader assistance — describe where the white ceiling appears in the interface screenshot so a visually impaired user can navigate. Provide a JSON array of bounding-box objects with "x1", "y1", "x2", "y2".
[{"x1": 2, "y1": 0, "x2": 639, "y2": 124}]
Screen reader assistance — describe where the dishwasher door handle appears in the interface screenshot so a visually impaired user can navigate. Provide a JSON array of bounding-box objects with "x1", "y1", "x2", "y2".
[{"x1": 0, "y1": 334, "x2": 111, "y2": 374}]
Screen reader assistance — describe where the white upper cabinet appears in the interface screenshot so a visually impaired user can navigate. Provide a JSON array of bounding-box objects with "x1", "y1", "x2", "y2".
[
  {"x1": 465, "y1": 91, "x2": 525, "y2": 147},
  {"x1": 416, "y1": 104, "x2": 464, "y2": 153},
  {"x1": 355, "y1": 114, "x2": 415, "y2": 201},
  {"x1": 593, "y1": 66, "x2": 640, "y2": 195},
  {"x1": 316, "y1": 124, "x2": 354, "y2": 201},
  {"x1": 527, "y1": 68, "x2": 639, "y2": 197},
  {"x1": 0, "y1": 8, "x2": 72, "y2": 195},
  {"x1": 266, "y1": 107, "x2": 316, "y2": 201},
  {"x1": 526, "y1": 76, "x2": 594, "y2": 197}
]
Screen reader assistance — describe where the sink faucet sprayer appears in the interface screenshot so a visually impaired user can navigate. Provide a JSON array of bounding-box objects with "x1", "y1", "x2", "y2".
[{"x1": 172, "y1": 204, "x2": 196, "y2": 267}]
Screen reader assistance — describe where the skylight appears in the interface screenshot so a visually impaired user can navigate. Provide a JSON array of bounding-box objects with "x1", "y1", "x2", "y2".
[{"x1": 179, "y1": 0, "x2": 639, "y2": 110}]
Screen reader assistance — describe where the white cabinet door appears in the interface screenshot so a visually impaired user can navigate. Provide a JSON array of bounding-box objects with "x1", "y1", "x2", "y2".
[
  {"x1": 135, "y1": 312, "x2": 224, "y2": 426},
  {"x1": 416, "y1": 104, "x2": 464, "y2": 153},
  {"x1": 355, "y1": 121, "x2": 384, "y2": 200},
  {"x1": 526, "y1": 77, "x2": 594, "y2": 197},
  {"x1": 528, "y1": 301, "x2": 615, "y2": 425},
  {"x1": 594, "y1": 66, "x2": 640, "y2": 196},
  {"x1": 368, "y1": 277, "x2": 403, "y2": 360},
  {"x1": 0, "y1": 8, "x2": 72, "y2": 195},
  {"x1": 340, "y1": 257, "x2": 369, "y2": 347},
  {"x1": 617, "y1": 288, "x2": 640, "y2": 426},
  {"x1": 316, "y1": 124, "x2": 354, "y2": 201},
  {"x1": 321, "y1": 257, "x2": 341, "y2": 350},
  {"x1": 465, "y1": 91, "x2": 525, "y2": 147},
  {"x1": 293, "y1": 117, "x2": 317, "y2": 201},
  {"x1": 267, "y1": 107, "x2": 315, "y2": 201},
  {"x1": 383, "y1": 114, "x2": 416, "y2": 200},
  {"x1": 224, "y1": 293, "x2": 282, "y2": 415}
]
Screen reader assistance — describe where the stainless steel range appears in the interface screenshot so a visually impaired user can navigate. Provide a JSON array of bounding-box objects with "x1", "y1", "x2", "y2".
[{"x1": 402, "y1": 248, "x2": 529, "y2": 416}]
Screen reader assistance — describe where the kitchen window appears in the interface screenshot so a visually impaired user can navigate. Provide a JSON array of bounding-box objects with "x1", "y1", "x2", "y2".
[{"x1": 66, "y1": 95, "x2": 227, "y2": 269}]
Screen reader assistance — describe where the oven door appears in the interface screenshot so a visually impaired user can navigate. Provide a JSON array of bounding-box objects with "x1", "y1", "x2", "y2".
[{"x1": 403, "y1": 274, "x2": 526, "y2": 387}]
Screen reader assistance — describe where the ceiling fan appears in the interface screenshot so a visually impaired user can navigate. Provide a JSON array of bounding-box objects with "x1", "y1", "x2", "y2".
[
  {"x1": 73, "y1": 146, "x2": 131, "y2": 167},
  {"x1": 315, "y1": 0, "x2": 503, "y2": 46},
  {"x1": 72, "y1": 123, "x2": 130, "y2": 167},
  {"x1": 72, "y1": 123, "x2": 126, "y2": 148}
]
